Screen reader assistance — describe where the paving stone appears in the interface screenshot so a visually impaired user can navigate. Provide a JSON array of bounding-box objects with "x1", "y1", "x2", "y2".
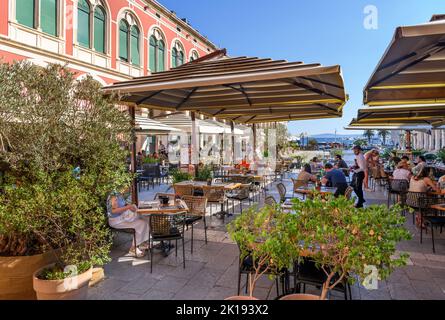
[
  {"x1": 404, "y1": 266, "x2": 432, "y2": 281},
  {"x1": 204, "y1": 286, "x2": 237, "y2": 300},
  {"x1": 173, "y1": 284, "x2": 212, "y2": 300},
  {"x1": 389, "y1": 283, "x2": 419, "y2": 300},
  {"x1": 117, "y1": 275, "x2": 160, "y2": 295},
  {"x1": 152, "y1": 276, "x2": 189, "y2": 292},
  {"x1": 140, "y1": 289, "x2": 176, "y2": 300},
  {"x1": 187, "y1": 267, "x2": 226, "y2": 289}
]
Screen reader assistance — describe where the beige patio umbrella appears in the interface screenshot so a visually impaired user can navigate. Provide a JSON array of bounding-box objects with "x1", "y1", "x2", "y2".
[{"x1": 364, "y1": 15, "x2": 445, "y2": 106}]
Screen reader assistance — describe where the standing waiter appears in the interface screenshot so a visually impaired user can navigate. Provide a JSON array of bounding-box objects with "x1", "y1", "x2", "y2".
[{"x1": 351, "y1": 145, "x2": 367, "y2": 208}]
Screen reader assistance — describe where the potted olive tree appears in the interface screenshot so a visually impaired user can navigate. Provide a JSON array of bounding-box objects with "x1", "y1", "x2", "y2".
[
  {"x1": 226, "y1": 204, "x2": 299, "y2": 300},
  {"x1": 284, "y1": 195, "x2": 411, "y2": 300},
  {"x1": 0, "y1": 62, "x2": 132, "y2": 299}
]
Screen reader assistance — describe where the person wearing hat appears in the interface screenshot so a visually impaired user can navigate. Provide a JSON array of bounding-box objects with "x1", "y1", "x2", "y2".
[{"x1": 351, "y1": 145, "x2": 366, "y2": 208}]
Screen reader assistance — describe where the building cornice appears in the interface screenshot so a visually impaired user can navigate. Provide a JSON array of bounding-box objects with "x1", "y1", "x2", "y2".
[
  {"x1": 0, "y1": 36, "x2": 132, "y2": 81},
  {"x1": 144, "y1": 0, "x2": 219, "y2": 51}
]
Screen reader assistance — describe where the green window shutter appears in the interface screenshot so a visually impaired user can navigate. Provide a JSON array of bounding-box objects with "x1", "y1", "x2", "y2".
[
  {"x1": 119, "y1": 20, "x2": 128, "y2": 61},
  {"x1": 158, "y1": 40, "x2": 165, "y2": 72},
  {"x1": 178, "y1": 51, "x2": 184, "y2": 66},
  {"x1": 16, "y1": 0, "x2": 35, "y2": 28},
  {"x1": 77, "y1": 0, "x2": 90, "y2": 47},
  {"x1": 41, "y1": 0, "x2": 57, "y2": 36},
  {"x1": 172, "y1": 47, "x2": 178, "y2": 68},
  {"x1": 93, "y1": 6, "x2": 106, "y2": 53},
  {"x1": 130, "y1": 26, "x2": 140, "y2": 66},
  {"x1": 149, "y1": 36, "x2": 157, "y2": 72}
]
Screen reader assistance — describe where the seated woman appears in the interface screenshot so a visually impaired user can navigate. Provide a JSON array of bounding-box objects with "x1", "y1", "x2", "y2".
[
  {"x1": 408, "y1": 167, "x2": 439, "y2": 193},
  {"x1": 107, "y1": 188, "x2": 150, "y2": 258},
  {"x1": 297, "y1": 164, "x2": 317, "y2": 183},
  {"x1": 392, "y1": 160, "x2": 412, "y2": 182}
]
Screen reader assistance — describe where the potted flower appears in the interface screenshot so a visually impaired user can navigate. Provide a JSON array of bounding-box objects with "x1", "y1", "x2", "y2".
[
  {"x1": 0, "y1": 62, "x2": 132, "y2": 299},
  {"x1": 284, "y1": 195, "x2": 411, "y2": 300},
  {"x1": 226, "y1": 204, "x2": 299, "y2": 300}
]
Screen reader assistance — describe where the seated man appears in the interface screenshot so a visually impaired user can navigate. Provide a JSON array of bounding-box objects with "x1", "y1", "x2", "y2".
[{"x1": 321, "y1": 163, "x2": 348, "y2": 197}]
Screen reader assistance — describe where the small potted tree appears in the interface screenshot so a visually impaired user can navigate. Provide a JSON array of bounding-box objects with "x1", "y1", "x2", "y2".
[
  {"x1": 226, "y1": 204, "x2": 299, "y2": 300},
  {"x1": 282, "y1": 195, "x2": 411, "y2": 300}
]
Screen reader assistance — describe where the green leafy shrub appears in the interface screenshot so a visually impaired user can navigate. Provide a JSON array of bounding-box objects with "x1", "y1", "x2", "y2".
[
  {"x1": 143, "y1": 157, "x2": 160, "y2": 164},
  {"x1": 289, "y1": 195, "x2": 411, "y2": 299},
  {"x1": 0, "y1": 62, "x2": 132, "y2": 279},
  {"x1": 227, "y1": 204, "x2": 299, "y2": 297},
  {"x1": 437, "y1": 148, "x2": 445, "y2": 164},
  {"x1": 170, "y1": 169, "x2": 192, "y2": 184},
  {"x1": 195, "y1": 165, "x2": 212, "y2": 181}
]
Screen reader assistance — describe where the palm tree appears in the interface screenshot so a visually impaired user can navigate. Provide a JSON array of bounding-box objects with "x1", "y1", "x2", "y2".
[
  {"x1": 378, "y1": 129, "x2": 390, "y2": 146},
  {"x1": 363, "y1": 130, "x2": 375, "y2": 145}
]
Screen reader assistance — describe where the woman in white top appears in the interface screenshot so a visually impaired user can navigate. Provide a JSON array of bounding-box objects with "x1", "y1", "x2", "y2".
[
  {"x1": 408, "y1": 167, "x2": 439, "y2": 193},
  {"x1": 107, "y1": 187, "x2": 150, "y2": 258},
  {"x1": 392, "y1": 161, "x2": 412, "y2": 182}
]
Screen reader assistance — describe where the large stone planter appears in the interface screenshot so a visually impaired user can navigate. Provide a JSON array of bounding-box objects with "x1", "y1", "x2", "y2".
[
  {"x1": 279, "y1": 294, "x2": 322, "y2": 300},
  {"x1": 33, "y1": 265, "x2": 92, "y2": 300},
  {"x1": 0, "y1": 250, "x2": 58, "y2": 300},
  {"x1": 225, "y1": 296, "x2": 259, "y2": 300}
]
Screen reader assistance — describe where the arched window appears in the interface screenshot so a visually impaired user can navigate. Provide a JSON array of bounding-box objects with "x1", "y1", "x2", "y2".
[
  {"x1": 16, "y1": 0, "x2": 58, "y2": 36},
  {"x1": 149, "y1": 34, "x2": 165, "y2": 72},
  {"x1": 93, "y1": 6, "x2": 106, "y2": 53},
  {"x1": 190, "y1": 51, "x2": 199, "y2": 62},
  {"x1": 77, "y1": 0, "x2": 90, "y2": 48},
  {"x1": 130, "y1": 26, "x2": 140, "y2": 66},
  {"x1": 172, "y1": 42, "x2": 185, "y2": 68},
  {"x1": 119, "y1": 20, "x2": 129, "y2": 62}
]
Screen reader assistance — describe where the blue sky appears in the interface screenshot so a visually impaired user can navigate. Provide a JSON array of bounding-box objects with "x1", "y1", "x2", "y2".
[{"x1": 159, "y1": 0, "x2": 444, "y2": 136}]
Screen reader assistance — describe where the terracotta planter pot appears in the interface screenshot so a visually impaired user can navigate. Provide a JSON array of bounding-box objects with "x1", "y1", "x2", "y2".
[
  {"x1": 279, "y1": 294, "x2": 323, "y2": 300},
  {"x1": 33, "y1": 265, "x2": 92, "y2": 300},
  {"x1": 0, "y1": 250, "x2": 58, "y2": 300},
  {"x1": 225, "y1": 296, "x2": 259, "y2": 300}
]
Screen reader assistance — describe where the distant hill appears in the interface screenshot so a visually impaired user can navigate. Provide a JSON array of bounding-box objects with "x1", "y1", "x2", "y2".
[{"x1": 309, "y1": 133, "x2": 361, "y2": 139}]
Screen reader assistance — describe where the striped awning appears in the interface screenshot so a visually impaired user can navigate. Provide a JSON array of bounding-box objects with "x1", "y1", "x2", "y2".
[
  {"x1": 364, "y1": 16, "x2": 445, "y2": 106},
  {"x1": 157, "y1": 113, "x2": 225, "y2": 134},
  {"x1": 134, "y1": 116, "x2": 181, "y2": 133},
  {"x1": 103, "y1": 54, "x2": 347, "y2": 124}
]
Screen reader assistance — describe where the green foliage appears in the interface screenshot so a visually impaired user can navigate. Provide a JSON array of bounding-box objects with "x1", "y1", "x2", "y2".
[
  {"x1": 195, "y1": 165, "x2": 212, "y2": 181},
  {"x1": 437, "y1": 149, "x2": 445, "y2": 164},
  {"x1": 289, "y1": 195, "x2": 411, "y2": 299},
  {"x1": 353, "y1": 138, "x2": 368, "y2": 147},
  {"x1": 227, "y1": 205, "x2": 300, "y2": 297},
  {"x1": 377, "y1": 130, "x2": 390, "y2": 145},
  {"x1": 0, "y1": 62, "x2": 132, "y2": 278},
  {"x1": 170, "y1": 169, "x2": 192, "y2": 184},
  {"x1": 363, "y1": 130, "x2": 375, "y2": 144},
  {"x1": 412, "y1": 149, "x2": 425, "y2": 157},
  {"x1": 307, "y1": 139, "x2": 318, "y2": 150},
  {"x1": 143, "y1": 157, "x2": 159, "y2": 164},
  {"x1": 330, "y1": 149, "x2": 343, "y2": 157}
]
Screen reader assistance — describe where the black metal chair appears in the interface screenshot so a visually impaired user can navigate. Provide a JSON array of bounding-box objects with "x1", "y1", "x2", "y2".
[
  {"x1": 292, "y1": 258, "x2": 352, "y2": 300},
  {"x1": 148, "y1": 212, "x2": 186, "y2": 272},
  {"x1": 236, "y1": 251, "x2": 285, "y2": 297},
  {"x1": 181, "y1": 196, "x2": 208, "y2": 254},
  {"x1": 264, "y1": 196, "x2": 277, "y2": 206},
  {"x1": 423, "y1": 210, "x2": 445, "y2": 254},
  {"x1": 276, "y1": 183, "x2": 291, "y2": 203}
]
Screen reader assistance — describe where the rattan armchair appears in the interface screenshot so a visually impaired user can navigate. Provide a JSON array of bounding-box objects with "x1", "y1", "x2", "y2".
[
  {"x1": 181, "y1": 196, "x2": 208, "y2": 253},
  {"x1": 173, "y1": 184, "x2": 194, "y2": 198},
  {"x1": 202, "y1": 185, "x2": 227, "y2": 218},
  {"x1": 291, "y1": 178, "x2": 309, "y2": 198},
  {"x1": 276, "y1": 183, "x2": 291, "y2": 203},
  {"x1": 387, "y1": 179, "x2": 409, "y2": 209},
  {"x1": 226, "y1": 184, "x2": 252, "y2": 214}
]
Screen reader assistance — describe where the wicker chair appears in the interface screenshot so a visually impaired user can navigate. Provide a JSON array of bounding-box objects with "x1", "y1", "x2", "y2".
[
  {"x1": 291, "y1": 178, "x2": 309, "y2": 198},
  {"x1": 264, "y1": 196, "x2": 277, "y2": 206},
  {"x1": 202, "y1": 185, "x2": 227, "y2": 218},
  {"x1": 181, "y1": 196, "x2": 208, "y2": 254},
  {"x1": 344, "y1": 186, "x2": 354, "y2": 200},
  {"x1": 226, "y1": 184, "x2": 252, "y2": 214},
  {"x1": 370, "y1": 167, "x2": 388, "y2": 191},
  {"x1": 148, "y1": 213, "x2": 186, "y2": 272},
  {"x1": 277, "y1": 183, "x2": 290, "y2": 203},
  {"x1": 173, "y1": 184, "x2": 194, "y2": 198},
  {"x1": 387, "y1": 179, "x2": 409, "y2": 209}
]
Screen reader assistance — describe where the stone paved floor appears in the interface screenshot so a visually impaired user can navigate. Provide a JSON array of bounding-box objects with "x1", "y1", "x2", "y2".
[{"x1": 88, "y1": 172, "x2": 445, "y2": 300}]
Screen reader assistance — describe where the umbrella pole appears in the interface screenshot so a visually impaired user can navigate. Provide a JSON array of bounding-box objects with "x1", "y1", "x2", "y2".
[{"x1": 129, "y1": 105, "x2": 138, "y2": 205}]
